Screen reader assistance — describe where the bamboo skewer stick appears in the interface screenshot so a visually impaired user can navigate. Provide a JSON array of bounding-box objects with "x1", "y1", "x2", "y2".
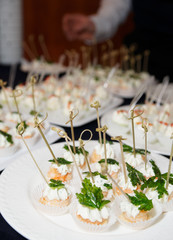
[
  {"x1": 30, "y1": 75, "x2": 38, "y2": 113},
  {"x1": 107, "y1": 172, "x2": 129, "y2": 201},
  {"x1": 90, "y1": 101, "x2": 102, "y2": 146},
  {"x1": 111, "y1": 136, "x2": 127, "y2": 183},
  {"x1": 51, "y1": 127, "x2": 82, "y2": 182},
  {"x1": 142, "y1": 118, "x2": 148, "y2": 169},
  {"x1": 96, "y1": 125, "x2": 108, "y2": 172},
  {"x1": 11, "y1": 89, "x2": 23, "y2": 122},
  {"x1": 143, "y1": 50, "x2": 150, "y2": 72},
  {"x1": 79, "y1": 129, "x2": 94, "y2": 183},
  {"x1": 17, "y1": 123, "x2": 48, "y2": 185},
  {"x1": 166, "y1": 133, "x2": 173, "y2": 190},
  {"x1": 65, "y1": 109, "x2": 79, "y2": 154},
  {"x1": 28, "y1": 34, "x2": 39, "y2": 58},
  {"x1": 0, "y1": 80, "x2": 11, "y2": 113},
  {"x1": 128, "y1": 107, "x2": 143, "y2": 158},
  {"x1": 23, "y1": 41, "x2": 35, "y2": 60},
  {"x1": 38, "y1": 35, "x2": 51, "y2": 62},
  {"x1": 34, "y1": 114, "x2": 59, "y2": 166}
]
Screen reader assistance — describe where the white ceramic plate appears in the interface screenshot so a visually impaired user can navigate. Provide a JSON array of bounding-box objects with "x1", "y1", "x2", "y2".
[
  {"x1": 0, "y1": 124, "x2": 64, "y2": 171},
  {"x1": 0, "y1": 141, "x2": 172, "y2": 240},
  {"x1": 47, "y1": 97, "x2": 123, "y2": 127},
  {"x1": 101, "y1": 106, "x2": 172, "y2": 156}
]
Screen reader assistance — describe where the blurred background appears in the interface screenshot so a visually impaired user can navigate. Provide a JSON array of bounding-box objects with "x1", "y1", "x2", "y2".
[{"x1": 0, "y1": 0, "x2": 134, "y2": 64}]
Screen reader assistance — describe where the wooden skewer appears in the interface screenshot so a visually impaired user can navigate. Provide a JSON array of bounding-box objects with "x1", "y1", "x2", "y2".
[
  {"x1": 38, "y1": 35, "x2": 51, "y2": 62},
  {"x1": 0, "y1": 80, "x2": 11, "y2": 113},
  {"x1": 128, "y1": 106, "x2": 143, "y2": 158},
  {"x1": 34, "y1": 114, "x2": 59, "y2": 166},
  {"x1": 30, "y1": 75, "x2": 38, "y2": 112},
  {"x1": 51, "y1": 127, "x2": 82, "y2": 182},
  {"x1": 23, "y1": 41, "x2": 35, "y2": 60},
  {"x1": 11, "y1": 89, "x2": 23, "y2": 122},
  {"x1": 96, "y1": 125, "x2": 108, "y2": 172},
  {"x1": 90, "y1": 101, "x2": 102, "y2": 146},
  {"x1": 17, "y1": 123, "x2": 48, "y2": 185},
  {"x1": 136, "y1": 54, "x2": 142, "y2": 73},
  {"x1": 166, "y1": 133, "x2": 173, "y2": 190},
  {"x1": 65, "y1": 109, "x2": 79, "y2": 154},
  {"x1": 143, "y1": 50, "x2": 150, "y2": 72},
  {"x1": 107, "y1": 172, "x2": 129, "y2": 201},
  {"x1": 142, "y1": 118, "x2": 148, "y2": 169},
  {"x1": 28, "y1": 34, "x2": 39, "y2": 58},
  {"x1": 79, "y1": 129, "x2": 94, "y2": 183},
  {"x1": 111, "y1": 136, "x2": 127, "y2": 183}
]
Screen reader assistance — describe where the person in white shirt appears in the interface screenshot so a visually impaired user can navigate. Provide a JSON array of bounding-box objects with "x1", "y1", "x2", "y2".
[{"x1": 62, "y1": 0, "x2": 173, "y2": 82}]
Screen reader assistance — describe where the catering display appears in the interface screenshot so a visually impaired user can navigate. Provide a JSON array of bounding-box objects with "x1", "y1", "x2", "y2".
[{"x1": 0, "y1": 98, "x2": 173, "y2": 240}]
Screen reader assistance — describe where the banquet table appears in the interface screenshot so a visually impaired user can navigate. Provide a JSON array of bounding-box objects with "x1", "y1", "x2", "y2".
[{"x1": 0, "y1": 64, "x2": 169, "y2": 240}]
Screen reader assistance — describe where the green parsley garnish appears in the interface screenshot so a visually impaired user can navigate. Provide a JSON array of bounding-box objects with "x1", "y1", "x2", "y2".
[
  {"x1": 0, "y1": 130, "x2": 13, "y2": 144},
  {"x1": 99, "y1": 158, "x2": 119, "y2": 165},
  {"x1": 127, "y1": 190, "x2": 153, "y2": 211},
  {"x1": 103, "y1": 183, "x2": 112, "y2": 190},
  {"x1": 63, "y1": 144, "x2": 88, "y2": 155},
  {"x1": 76, "y1": 178, "x2": 110, "y2": 210},
  {"x1": 123, "y1": 144, "x2": 150, "y2": 155},
  {"x1": 48, "y1": 157, "x2": 72, "y2": 165},
  {"x1": 0, "y1": 104, "x2": 2, "y2": 109},
  {"x1": 161, "y1": 173, "x2": 173, "y2": 185},
  {"x1": 16, "y1": 121, "x2": 28, "y2": 130},
  {"x1": 94, "y1": 76, "x2": 100, "y2": 82},
  {"x1": 126, "y1": 163, "x2": 146, "y2": 186},
  {"x1": 83, "y1": 171, "x2": 108, "y2": 180},
  {"x1": 29, "y1": 110, "x2": 42, "y2": 117},
  {"x1": 48, "y1": 179, "x2": 65, "y2": 190},
  {"x1": 141, "y1": 160, "x2": 168, "y2": 199}
]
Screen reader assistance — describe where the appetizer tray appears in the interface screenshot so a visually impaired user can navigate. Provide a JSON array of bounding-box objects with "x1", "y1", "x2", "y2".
[
  {"x1": 46, "y1": 96, "x2": 123, "y2": 127},
  {"x1": 101, "y1": 106, "x2": 172, "y2": 156},
  {"x1": 0, "y1": 141, "x2": 172, "y2": 240},
  {"x1": 0, "y1": 124, "x2": 64, "y2": 171}
]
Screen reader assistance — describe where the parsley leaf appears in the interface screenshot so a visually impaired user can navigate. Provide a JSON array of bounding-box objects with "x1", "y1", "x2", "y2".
[
  {"x1": 99, "y1": 158, "x2": 119, "y2": 165},
  {"x1": 141, "y1": 176, "x2": 168, "y2": 199},
  {"x1": 126, "y1": 163, "x2": 146, "y2": 186},
  {"x1": 29, "y1": 110, "x2": 42, "y2": 117},
  {"x1": 16, "y1": 121, "x2": 28, "y2": 131},
  {"x1": 63, "y1": 144, "x2": 88, "y2": 155},
  {"x1": 83, "y1": 171, "x2": 108, "y2": 180},
  {"x1": 76, "y1": 178, "x2": 110, "y2": 210},
  {"x1": 103, "y1": 183, "x2": 112, "y2": 190},
  {"x1": 99, "y1": 139, "x2": 113, "y2": 145},
  {"x1": 149, "y1": 160, "x2": 161, "y2": 178},
  {"x1": 48, "y1": 179, "x2": 65, "y2": 190},
  {"x1": 0, "y1": 130, "x2": 13, "y2": 144},
  {"x1": 48, "y1": 157, "x2": 72, "y2": 165},
  {"x1": 127, "y1": 190, "x2": 153, "y2": 211},
  {"x1": 123, "y1": 144, "x2": 150, "y2": 155},
  {"x1": 0, "y1": 104, "x2": 2, "y2": 109}
]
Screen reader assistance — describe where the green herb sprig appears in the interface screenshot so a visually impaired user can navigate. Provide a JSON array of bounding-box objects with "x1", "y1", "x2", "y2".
[
  {"x1": 0, "y1": 130, "x2": 13, "y2": 144},
  {"x1": 126, "y1": 163, "x2": 146, "y2": 186},
  {"x1": 99, "y1": 158, "x2": 119, "y2": 165},
  {"x1": 16, "y1": 121, "x2": 28, "y2": 131},
  {"x1": 123, "y1": 144, "x2": 150, "y2": 155},
  {"x1": 127, "y1": 190, "x2": 153, "y2": 211},
  {"x1": 63, "y1": 144, "x2": 88, "y2": 155},
  {"x1": 48, "y1": 179, "x2": 65, "y2": 190},
  {"x1": 29, "y1": 110, "x2": 42, "y2": 117},
  {"x1": 140, "y1": 160, "x2": 169, "y2": 199},
  {"x1": 48, "y1": 157, "x2": 72, "y2": 165},
  {"x1": 76, "y1": 178, "x2": 110, "y2": 210}
]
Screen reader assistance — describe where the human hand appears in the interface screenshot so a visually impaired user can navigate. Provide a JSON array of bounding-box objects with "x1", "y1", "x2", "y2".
[{"x1": 62, "y1": 14, "x2": 95, "y2": 41}]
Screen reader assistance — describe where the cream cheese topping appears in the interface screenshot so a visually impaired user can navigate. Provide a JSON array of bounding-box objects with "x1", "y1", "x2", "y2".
[
  {"x1": 124, "y1": 152, "x2": 144, "y2": 168},
  {"x1": 63, "y1": 151, "x2": 85, "y2": 167},
  {"x1": 51, "y1": 163, "x2": 72, "y2": 176},
  {"x1": 94, "y1": 143, "x2": 115, "y2": 159},
  {"x1": 43, "y1": 184, "x2": 69, "y2": 201},
  {"x1": 120, "y1": 200, "x2": 140, "y2": 218},
  {"x1": 77, "y1": 204, "x2": 109, "y2": 222}
]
